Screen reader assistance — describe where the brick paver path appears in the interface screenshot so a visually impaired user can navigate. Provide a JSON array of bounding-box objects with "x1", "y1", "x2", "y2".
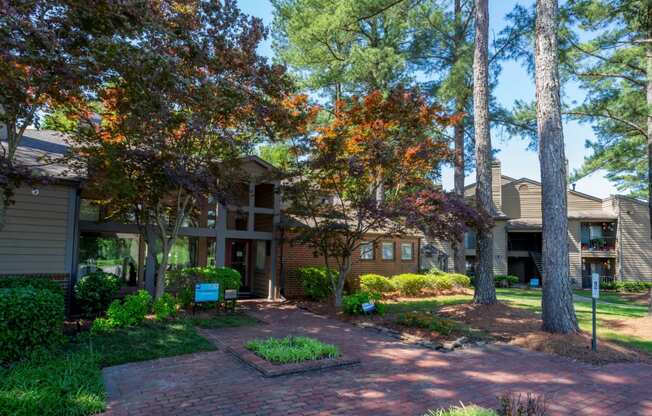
[{"x1": 102, "y1": 302, "x2": 652, "y2": 416}]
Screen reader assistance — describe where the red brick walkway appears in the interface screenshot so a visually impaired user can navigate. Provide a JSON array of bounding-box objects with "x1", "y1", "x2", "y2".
[{"x1": 102, "y1": 303, "x2": 652, "y2": 416}]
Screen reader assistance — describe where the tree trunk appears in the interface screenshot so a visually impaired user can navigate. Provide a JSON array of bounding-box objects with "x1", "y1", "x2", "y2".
[
  {"x1": 535, "y1": 0, "x2": 579, "y2": 333},
  {"x1": 333, "y1": 257, "x2": 351, "y2": 308},
  {"x1": 646, "y1": 26, "x2": 652, "y2": 315},
  {"x1": 472, "y1": 0, "x2": 496, "y2": 304},
  {"x1": 452, "y1": 0, "x2": 467, "y2": 275},
  {"x1": 155, "y1": 244, "x2": 170, "y2": 299}
]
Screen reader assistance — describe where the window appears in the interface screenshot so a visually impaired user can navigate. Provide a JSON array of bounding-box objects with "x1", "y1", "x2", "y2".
[
  {"x1": 360, "y1": 242, "x2": 374, "y2": 260},
  {"x1": 401, "y1": 242, "x2": 413, "y2": 260},
  {"x1": 381, "y1": 241, "x2": 394, "y2": 260},
  {"x1": 255, "y1": 240, "x2": 267, "y2": 271},
  {"x1": 464, "y1": 231, "x2": 476, "y2": 250}
]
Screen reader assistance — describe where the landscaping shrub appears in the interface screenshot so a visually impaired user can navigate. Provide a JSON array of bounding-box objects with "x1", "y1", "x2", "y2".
[
  {"x1": 392, "y1": 273, "x2": 429, "y2": 296},
  {"x1": 74, "y1": 271, "x2": 121, "y2": 316},
  {"x1": 426, "y1": 405, "x2": 497, "y2": 416},
  {"x1": 342, "y1": 291, "x2": 384, "y2": 315},
  {"x1": 360, "y1": 273, "x2": 394, "y2": 295},
  {"x1": 495, "y1": 275, "x2": 519, "y2": 288},
  {"x1": 166, "y1": 266, "x2": 241, "y2": 307},
  {"x1": 426, "y1": 266, "x2": 445, "y2": 275},
  {"x1": 599, "y1": 280, "x2": 651, "y2": 292},
  {"x1": 498, "y1": 392, "x2": 547, "y2": 416},
  {"x1": 395, "y1": 312, "x2": 457, "y2": 335},
  {"x1": 92, "y1": 290, "x2": 152, "y2": 332},
  {"x1": 0, "y1": 287, "x2": 65, "y2": 363},
  {"x1": 446, "y1": 273, "x2": 472, "y2": 288},
  {"x1": 297, "y1": 266, "x2": 335, "y2": 301},
  {"x1": 245, "y1": 336, "x2": 340, "y2": 364},
  {"x1": 0, "y1": 276, "x2": 64, "y2": 295},
  {"x1": 152, "y1": 293, "x2": 177, "y2": 321},
  {"x1": 426, "y1": 274, "x2": 454, "y2": 291}
]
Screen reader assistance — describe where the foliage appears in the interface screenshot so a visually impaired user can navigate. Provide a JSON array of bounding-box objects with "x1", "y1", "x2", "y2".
[
  {"x1": 498, "y1": 392, "x2": 547, "y2": 416},
  {"x1": 91, "y1": 290, "x2": 152, "y2": 332},
  {"x1": 166, "y1": 266, "x2": 242, "y2": 308},
  {"x1": 297, "y1": 266, "x2": 335, "y2": 301},
  {"x1": 257, "y1": 143, "x2": 295, "y2": 170},
  {"x1": 74, "y1": 271, "x2": 121, "y2": 317},
  {"x1": 495, "y1": 275, "x2": 519, "y2": 288},
  {"x1": 0, "y1": 276, "x2": 64, "y2": 295},
  {"x1": 0, "y1": 287, "x2": 64, "y2": 363},
  {"x1": 0, "y1": 349, "x2": 104, "y2": 416},
  {"x1": 65, "y1": 0, "x2": 297, "y2": 299},
  {"x1": 187, "y1": 314, "x2": 259, "y2": 329},
  {"x1": 426, "y1": 405, "x2": 497, "y2": 416},
  {"x1": 245, "y1": 336, "x2": 340, "y2": 364},
  {"x1": 0, "y1": 319, "x2": 216, "y2": 416},
  {"x1": 152, "y1": 294, "x2": 177, "y2": 321},
  {"x1": 360, "y1": 274, "x2": 395, "y2": 295},
  {"x1": 395, "y1": 312, "x2": 458, "y2": 335},
  {"x1": 392, "y1": 274, "x2": 430, "y2": 297},
  {"x1": 342, "y1": 291, "x2": 384, "y2": 315},
  {"x1": 602, "y1": 280, "x2": 652, "y2": 293}
]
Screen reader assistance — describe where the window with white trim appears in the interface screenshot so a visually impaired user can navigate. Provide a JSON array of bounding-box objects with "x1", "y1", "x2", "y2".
[
  {"x1": 360, "y1": 242, "x2": 374, "y2": 260},
  {"x1": 381, "y1": 241, "x2": 394, "y2": 260},
  {"x1": 400, "y1": 242, "x2": 413, "y2": 260}
]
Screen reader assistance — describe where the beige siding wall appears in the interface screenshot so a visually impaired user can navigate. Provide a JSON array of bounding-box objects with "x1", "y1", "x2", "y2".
[
  {"x1": 617, "y1": 197, "x2": 652, "y2": 281},
  {"x1": 0, "y1": 185, "x2": 72, "y2": 275},
  {"x1": 568, "y1": 219, "x2": 582, "y2": 285},
  {"x1": 493, "y1": 220, "x2": 508, "y2": 275},
  {"x1": 501, "y1": 182, "x2": 521, "y2": 219},
  {"x1": 568, "y1": 192, "x2": 603, "y2": 212}
]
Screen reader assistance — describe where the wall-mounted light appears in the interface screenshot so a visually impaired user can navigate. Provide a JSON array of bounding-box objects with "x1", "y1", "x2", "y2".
[{"x1": 31, "y1": 188, "x2": 40, "y2": 196}]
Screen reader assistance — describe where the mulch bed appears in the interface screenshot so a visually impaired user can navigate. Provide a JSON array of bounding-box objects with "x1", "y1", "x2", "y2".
[
  {"x1": 226, "y1": 344, "x2": 359, "y2": 377},
  {"x1": 439, "y1": 302, "x2": 652, "y2": 365}
]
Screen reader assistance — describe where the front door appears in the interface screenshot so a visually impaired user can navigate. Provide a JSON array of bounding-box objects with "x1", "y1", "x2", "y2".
[{"x1": 227, "y1": 239, "x2": 250, "y2": 292}]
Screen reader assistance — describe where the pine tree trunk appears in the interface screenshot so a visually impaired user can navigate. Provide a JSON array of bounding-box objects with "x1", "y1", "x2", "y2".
[
  {"x1": 453, "y1": 123, "x2": 467, "y2": 274},
  {"x1": 535, "y1": 0, "x2": 579, "y2": 333},
  {"x1": 472, "y1": 0, "x2": 496, "y2": 304},
  {"x1": 452, "y1": 0, "x2": 467, "y2": 275},
  {"x1": 646, "y1": 36, "x2": 652, "y2": 315}
]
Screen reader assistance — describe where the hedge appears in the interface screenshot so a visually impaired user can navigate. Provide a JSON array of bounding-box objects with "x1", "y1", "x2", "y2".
[
  {"x1": 297, "y1": 266, "x2": 335, "y2": 301},
  {"x1": 166, "y1": 266, "x2": 241, "y2": 307},
  {"x1": 74, "y1": 271, "x2": 121, "y2": 317},
  {"x1": 0, "y1": 276, "x2": 63, "y2": 296},
  {"x1": 392, "y1": 274, "x2": 429, "y2": 296},
  {"x1": 360, "y1": 274, "x2": 394, "y2": 295},
  {"x1": 0, "y1": 287, "x2": 65, "y2": 363}
]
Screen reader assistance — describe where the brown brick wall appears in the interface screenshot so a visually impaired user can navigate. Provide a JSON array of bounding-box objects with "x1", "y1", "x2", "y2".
[{"x1": 278, "y1": 235, "x2": 421, "y2": 298}]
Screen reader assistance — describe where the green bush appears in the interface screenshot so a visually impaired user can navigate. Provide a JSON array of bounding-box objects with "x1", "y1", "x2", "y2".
[
  {"x1": 342, "y1": 291, "x2": 384, "y2": 315},
  {"x1": 446, "y1": 273, "x2": 472, "y2": 288},
  {"x1": 0, "y1": 276, "x2": 64, "y2": 295},
  {"x1": 297, "y1": 266, "x2": 335, "y2": 301},
  {"x1": 620, "y1": 281, "x2": 652, "y2": 292},
  {"x1": 0, "y1": 287, "x2": 65, "y2": 363},
  {"x1": 360, "y1": 274, "x2": 394, "y2": 295},
  {"x1": 495, "y1": 275, "x2": 519, "y2": 288},
  {"x1": 392, "y1": 273, "x2": 429, "y2": 296},
  {"x1": 426, "y1": 266, "x2": 445, "y2": 275},
  {"x1": 426, "y1": 274, "x2": 454, "y2": 291},
  {"x1": 426, "y1": 405, "x2": 496, "y2": 416},
  {"x1": 166, "y1": 266, "x2": 241, "y2": 307},
  {"x1": 91, "y1": 290, "x2": 152, "y2": 332},
  {"x1": 153, "y1": 294, "x2": 177, "y2": 321},
  {"x1": 74, "y1": 271, "x2": 121, "y2": 316}
]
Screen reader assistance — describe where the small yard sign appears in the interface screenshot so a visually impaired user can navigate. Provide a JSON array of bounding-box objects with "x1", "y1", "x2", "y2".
[
  {"x1": 361, "y1": 302, "x2": 376, "y2": 314},
  {"x1": 591, "y1": 273, "x2": 600, "y2": 299},
  {"x1": 224, "y1": 289, "x2": 238, "y2": 300},
  {"x1": 195, "y1": 283, "x2": 220, "y2": 303},
  {"x1": 591, "y1": 273, "x2": 599, "y2": 352}
]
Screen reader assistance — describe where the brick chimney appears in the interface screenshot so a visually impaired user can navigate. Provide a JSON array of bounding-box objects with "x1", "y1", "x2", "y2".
[{"x1": 491, "y1": 160, "x2": 502, "y2": 213}]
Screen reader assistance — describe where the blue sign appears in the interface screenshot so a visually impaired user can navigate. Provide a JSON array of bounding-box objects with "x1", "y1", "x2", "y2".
[
  {"x1": 195, "y1": 283, "x2": 219, "y2": 303},
  {"x1": 361, "y1": 302, "x2": 376, "y2": 314},
  {"x1": 530, "y1": 278, "x2": 540, "y2": 288}
]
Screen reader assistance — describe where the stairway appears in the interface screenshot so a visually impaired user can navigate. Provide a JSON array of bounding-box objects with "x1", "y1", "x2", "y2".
[{"x1": 529, "y1": 251, "x2": 544, "y2": 279}]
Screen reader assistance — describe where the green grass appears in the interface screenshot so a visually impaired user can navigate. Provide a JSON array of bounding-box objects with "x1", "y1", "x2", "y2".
[
  {"x1": 186, "y1": 313, "x2": 259, "y2": 329},
  {"x1": 384, "y1": 294, "x2": 472, "y2": 314},
  {"x1": 246, "y1": 336, "x2": 340, "y2": 364},
  {"x1": 425, "y1": 405, "x2": 496, "y2": 416},
  {"x1": 573, "y1": 289, "x2": 648, "y2": 306},
  {"x1": 0, "y1": 320, "x2": 217, "y2": 416},
  {"x1": 496, "y1": 288, "x2": 652, "y2": 353}
]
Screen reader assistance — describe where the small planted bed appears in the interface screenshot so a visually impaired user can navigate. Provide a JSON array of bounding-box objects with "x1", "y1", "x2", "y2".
[{"x1": 246, "y1": 336, "x2": 340, "y2": 364}]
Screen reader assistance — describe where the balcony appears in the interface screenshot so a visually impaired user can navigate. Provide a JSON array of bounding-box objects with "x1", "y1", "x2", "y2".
[{"x1": 580, "y1": 222, "x2": 616, "y2": 257}]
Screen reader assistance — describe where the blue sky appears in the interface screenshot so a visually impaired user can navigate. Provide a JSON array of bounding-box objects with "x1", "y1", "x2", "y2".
[{"x1": 237, "y1": 0, "x2": 617, "y2": 198}]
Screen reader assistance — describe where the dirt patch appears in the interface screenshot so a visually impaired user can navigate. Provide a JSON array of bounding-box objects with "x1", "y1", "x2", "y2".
[
  {"x1": 604, "y1": 316, "x2": 652, "y2": 339},
  {"x1": 617, "y1": 292, "x2": 651, "y2": 306},
  {"x1": 439, "y1": 303, "x2": 651, "y2": 365}
]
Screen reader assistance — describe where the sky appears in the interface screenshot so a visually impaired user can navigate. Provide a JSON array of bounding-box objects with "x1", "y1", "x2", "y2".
[{"x1": 237, "y1": 0, "x2": 618, "y2": 199}]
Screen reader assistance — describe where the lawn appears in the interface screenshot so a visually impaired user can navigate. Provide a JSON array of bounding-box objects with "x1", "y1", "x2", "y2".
[
  {"x1": 384, "y1": 294, "x2": 471, "y2": 314},
  {"x1": 246, "y1": 336, "x2": 340, "y2": 364},
  {"x1": 0, "y1": 314, "x2": 257, "y2": 416}
]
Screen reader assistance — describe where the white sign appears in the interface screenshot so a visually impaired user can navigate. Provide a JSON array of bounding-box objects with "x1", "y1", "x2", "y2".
[{"x1": 591, "y1": 273, "x2": 600, "y2": 299}]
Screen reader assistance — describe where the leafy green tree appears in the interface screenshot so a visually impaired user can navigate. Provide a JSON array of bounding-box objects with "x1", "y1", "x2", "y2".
[{"x1": 257, "y1": 143, "x2": 294, "y2": 170}]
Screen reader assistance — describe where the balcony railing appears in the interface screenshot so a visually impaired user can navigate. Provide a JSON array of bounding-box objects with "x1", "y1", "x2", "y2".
[
  {"x1": 581, "y1": 237, "x2": 616, "y2": 252},
  {"x1": 581, "y1": 273, "x2": 616, "y2": 288}
]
